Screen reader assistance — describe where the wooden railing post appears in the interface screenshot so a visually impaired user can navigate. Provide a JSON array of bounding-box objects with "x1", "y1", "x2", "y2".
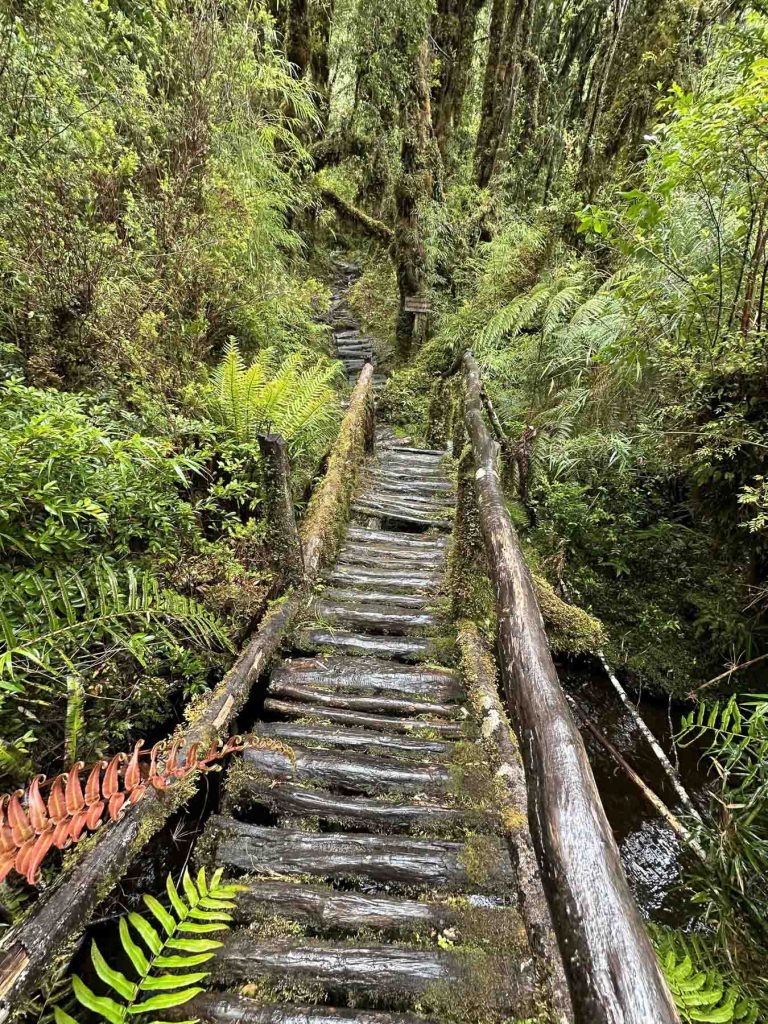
[
  {"x1": 258, "y1": 432, "x2": 304, "y2": 586},
  {"x1": 462, "y1": 351, "x2": 678, "y2": 1024}
]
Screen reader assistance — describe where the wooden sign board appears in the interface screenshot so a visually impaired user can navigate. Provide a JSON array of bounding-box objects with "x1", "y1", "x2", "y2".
[{"x1": 404, "y1": 295, "x2": 431, "y2": 314}]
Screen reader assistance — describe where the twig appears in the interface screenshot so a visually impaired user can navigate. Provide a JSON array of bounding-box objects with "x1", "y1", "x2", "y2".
[{"x1": 689, "y1": 652, "x2": 768, "y2": 697}]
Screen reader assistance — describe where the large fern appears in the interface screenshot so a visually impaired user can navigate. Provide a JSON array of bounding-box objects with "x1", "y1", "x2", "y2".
[
  {"x1": 54, "y1": 868, "x2": 243, "y2": 1023},
  {"x1": 210, "y1": 340, "x2": 343, "y2": 461}
]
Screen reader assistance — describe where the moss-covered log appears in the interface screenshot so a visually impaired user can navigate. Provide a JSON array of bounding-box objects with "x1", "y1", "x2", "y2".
[{"x1": 319, "y1": 187, "x2": 394, "y2": 245}]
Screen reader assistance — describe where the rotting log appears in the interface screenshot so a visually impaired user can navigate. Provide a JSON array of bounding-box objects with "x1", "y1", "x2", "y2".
[
  {"x1": 457, "y1": 620, "x2": 573, "y2": 1023},
  {"x1": 202, "y1": 818, "x2": 514, "y2": 891},
  {"x1": 258, "y1": 433, "x2": 304, "y2": 586},
  {"x1": 208, "y1": 935, "x2": 534, "y2": 1012},
  {"x1": 462, "y1": 351, "x2": 679, "y2": 1024},
  {"x1": 233, "y1": 880, "x2": 455, "y2": 933},
  {"x1": 168, "y1": 993, "x2": 435, "y2": 1024},
  {"x1": 0, "y1": 363, "x2": 377, "y2": 1022}
]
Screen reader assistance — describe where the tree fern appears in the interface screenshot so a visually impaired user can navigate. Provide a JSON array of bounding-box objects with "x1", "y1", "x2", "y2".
[{"x1": 53, "y1": 868, "x2": 244, "y2": 1023}]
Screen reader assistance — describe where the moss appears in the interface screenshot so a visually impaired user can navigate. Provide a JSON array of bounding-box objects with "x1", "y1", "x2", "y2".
[{"x1": 531, "y1": 572, "x2": 605, "y2": 655}]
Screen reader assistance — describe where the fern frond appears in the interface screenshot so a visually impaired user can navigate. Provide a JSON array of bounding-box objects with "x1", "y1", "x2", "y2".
[{"x1": 55, "y1": 868, "x2": 245, "y2": 1023}]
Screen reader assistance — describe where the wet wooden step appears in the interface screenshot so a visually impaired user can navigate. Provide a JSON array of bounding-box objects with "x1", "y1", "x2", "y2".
[
  {"x1": 321, "y1": 587, "x2": 432, "y2": 610},
  {"x1": 251, "y1": 721, "x2": 454, "y2": 758},
  {"x1": 233, "y1": 879, "x2": 456, "y2": 933},
  {"x1": 338, "y1": 543, "x2": 446, "y2": 566},
  {"x1": 358, "y1": 490, "x2": 454, "y2": 511},
  {"x1": 229, "y1": 777, "x2": 466, "y2": 831},
  {"x1": 170, "y1": 994, "x2": 436, "y2": 1024},
  {"x1": 365, "y1": 474, "x2": 455, "y2": 495},
  {"x1": 270, "y1": 657, "x2": 459, "y2": 700},
  {"x1": 263, "y1": 699, "x2": 462, "y2": 736},
  {"x1": 328, "y1": 566, "x2": 442, "y2": 593},
  {"x1": 352, "y1": 501, "x2": 451, "y2": 529},
  {"x1": 311, "y1": 601, "x2": 439, "y2": 635},
  {"x1": 345, "y1": 527, "x2": 447, "y2": 549},
  {"x1": 205, "y1": 819, "x2": 515, "y2": 890},
  {"x1": 267, "y1": 679, "x2": 456, "y2": 716},
  {"x1": 241, "y1": 745, "x2": 451, "y2": 794},
  {"x1": 209, "y1": 936, "x2": 533, "y2": 1013},
  {"x1": 295, "y1": 629, "x2": 440, "y2": 661}
]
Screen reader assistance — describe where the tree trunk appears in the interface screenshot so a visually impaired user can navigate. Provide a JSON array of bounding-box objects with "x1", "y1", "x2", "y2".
[
  {"x1": 461, "y1": 352, "x2": 679, "y2": 1024},
  {"x1": 287, "y1": 0, "x2": 311, "y2": 76},
  {"x1": 258, "y1": 433, "x2": 304, "y2": 586},
  {"x1": 431, "y1": 0, "x2": 486, "y2": 163}
]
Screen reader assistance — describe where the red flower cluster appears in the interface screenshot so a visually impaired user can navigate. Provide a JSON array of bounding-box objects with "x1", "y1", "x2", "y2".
[{"x1": 0, "y1": 735, "x2": 248, "y2": 886}]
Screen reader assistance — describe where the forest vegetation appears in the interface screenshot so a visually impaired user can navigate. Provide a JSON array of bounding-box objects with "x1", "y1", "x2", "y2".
[{"x1": 0, "y1": 0, "x2": 766, "y2": 1019}]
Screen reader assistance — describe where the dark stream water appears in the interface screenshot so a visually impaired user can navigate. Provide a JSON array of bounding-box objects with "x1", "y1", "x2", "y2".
[{"x1": 561, "y1": 661, "x2": 711, "y2": 929}]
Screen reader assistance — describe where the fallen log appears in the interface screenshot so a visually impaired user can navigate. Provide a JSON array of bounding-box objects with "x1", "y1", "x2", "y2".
[
  {"x1": 295, "y1": 629, "x2": 437, "y2": 662},
  {"x1": 462, "y1": 352, "x2": 678, "y2": 1024},
  {"x1": 228, "y1": 776, "x2": 466, "y2": 831},
  {"x1": 310, "y1": 601, "x2": 440, "y2": 636},
  {"x1": 271, "y1": 657, "x2": 459, "y2": 699},
  {"x1": 321, "y1": 587, "x2": 432, "y2": 610},
  {"x1": 319, "y1": 187, "x2": 395, "y2": 245},
  {"x1": 241, "y1": 746, "x2": 450, "y2": 794},
  {"x1": 203, "y1": 819, "x2": 514, "y2": 890},
  {"x1": 262, "y1": 699, "x2": 462, "y2": 735},
  {"x1": 329, "y1": 567, "x2": 442, "y2": 592}
]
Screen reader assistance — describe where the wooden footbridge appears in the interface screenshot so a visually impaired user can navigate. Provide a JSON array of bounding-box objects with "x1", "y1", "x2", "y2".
[{"x1": 0, "y1": 274, "x2": 679, "y2": 1023}]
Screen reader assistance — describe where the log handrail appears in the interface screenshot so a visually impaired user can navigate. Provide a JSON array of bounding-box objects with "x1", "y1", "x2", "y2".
[
  {"x1": 0, "y1": 364, "x2": 376, "y2": 1021},
  {"x1": 462, "y1": 351, "x2": 678, "y2": 1024}
]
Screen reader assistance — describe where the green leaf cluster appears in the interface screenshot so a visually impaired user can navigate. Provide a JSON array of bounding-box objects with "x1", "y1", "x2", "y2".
[{"x1": 55, "y1": 868, "x2": 244, "y2": 1023}]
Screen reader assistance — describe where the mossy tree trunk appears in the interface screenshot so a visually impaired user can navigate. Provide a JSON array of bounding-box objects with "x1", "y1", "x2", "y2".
[{"x1": 431, "y1": 0, "x2": 487, "y2": 164}]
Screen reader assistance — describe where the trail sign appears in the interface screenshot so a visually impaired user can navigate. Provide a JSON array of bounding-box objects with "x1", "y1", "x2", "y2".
[{"x1": 404, "y1": 295, "x2": 431, "y2": 314}]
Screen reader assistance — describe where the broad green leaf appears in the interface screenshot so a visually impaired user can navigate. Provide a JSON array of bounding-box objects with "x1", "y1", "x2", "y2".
[
  {"x1": 178, "y1": 921, "x2": 228, "y2": 933},
  {"x1": 128, "y1": 912, "x2": 163, "y2": 955},
  {"x1": 91, "y1": 941, "x2": 138, "y2": 1001},
  {"x1": 53, "y1": 1008, "x2": 80, "y2": 1024},
  {"x1": 139, "y1": 971, "x2": 209, "y2": 991},
  {"x1": 120, "y1": 916, "x2": 149, "y2": 976},
  {"x1": 182, "y1": 869, "x2": 199, "y2": 906},
  {"x1": 143, "y1": 893, "x2": 176, "y2": 936},
  {"x1": 166, "y1": 937, "x2": 223, "y2": 953},
  {"x1": 72, "y1": 976, "x2": 124, "y2": 1024},
  {"x1": 154, "y1": 952, "x2": 214, "y2": 968},
  {"x1": 166, "y1": 873, "x2": 188, "y2": 920},
  {"x1": 127, "y1": 988, "x2": 205, "y2": 1013},
  {"x1": 196, "y1": 867, "x2": 209, "y2": 897},
  {"x1": 188, "y1": 908, "x2": 232, "y2": 922}
]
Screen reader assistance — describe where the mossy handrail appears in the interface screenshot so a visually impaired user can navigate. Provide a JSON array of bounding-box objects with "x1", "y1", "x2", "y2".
[
  {"x1": 462, "y1": 351, "x2": 679, "y2": 1024},
  {"x1": 0, "y1": 363, "x2": 376, "y2": 1021}
]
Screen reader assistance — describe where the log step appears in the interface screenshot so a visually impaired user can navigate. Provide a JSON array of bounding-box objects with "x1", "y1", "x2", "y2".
[
  {"x1": 352, "y1": 502, "x2": 451, "y2": 529},
  {"x1": 328, "y1": 567, "x2": 442, "y2": 593},
  {"x1": 338, "y1": 543, "x2": 446, "y2": 566},
  {"x1": 241, "y1": 745, "x2": 451, "y2": 794},
  {"x1": 233, "y1": 879, "x2": 456, "y2": 934},
  {"x1": 365, "y1": 475, "x2": 455, "y2": 495},
  {"x1": 268, "y1": 682, "x2": 456, "y2": 717},
  {"x1": 295, "y1": 629, "x2": 439, "y2": 661},
  {"x1": 345, "y1": 527, "x2": 446, "y2": 548},
  {"x1": 171, "y1": 994, "x2": 436, "y2": 1024},
  {"x1": 229, "y1": 777, "x2": 466, "y2": 831},
  {"x1": 322, "y1": 587, "x2": 432, "y2": 610},
  {"x1": 311, "y1": 601, "x2": 440, "y2": 635},
  {"x1": 251, "y1": 721, "x2": 454, "y2": 758},
  {"x1": 209, "y1": 936, "x2": 534, "y2": 1013},
  {"x1": 205, "y1": 819, "x2": 515, "y2": 891},
  {"x1": 270, "y1": 657, "x2": 460, "y2": 699},
  {"x1": 263, "y1": 699, "x2": 463, "y2": 736}
]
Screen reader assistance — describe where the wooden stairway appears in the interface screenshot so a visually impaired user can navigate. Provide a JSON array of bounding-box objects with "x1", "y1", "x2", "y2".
[{"x1": 195, "y1": 438, "x2": 539, "y2": 1023}]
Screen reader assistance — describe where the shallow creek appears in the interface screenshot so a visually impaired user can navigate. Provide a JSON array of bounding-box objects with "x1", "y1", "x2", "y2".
[{"x1": 561, "y1": 662, "x2": 711, "y2": 928}]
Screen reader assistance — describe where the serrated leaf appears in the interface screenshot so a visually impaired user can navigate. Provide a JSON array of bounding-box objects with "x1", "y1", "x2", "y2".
[
  {"x1": 91, "y1": 940, "x2": 138, "y2": 1001},
  {"x1": 72, "y1": 976, "x2": 124, "y2": 1024},
  {"x1": 127, "y1": 988, "x2": 205, "y2": 1013},
  {"x1": 120, "y1": 916, "x2": 149, "y2": 976},
  {"x1": 128, "y1": 911, "x2": 163, "y2": 954},
  {"x1": 139, "y1": 971, "x2": 209, "y2": 991},
  {"x1": 143, "y1": 893, "x2": 176, "y2": 936}
]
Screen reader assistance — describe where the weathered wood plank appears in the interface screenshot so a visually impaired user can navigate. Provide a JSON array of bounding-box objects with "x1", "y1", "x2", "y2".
[
  {"x1": 263, "y1": 699, "x2": 462, "y2": 735},
  {"x1": 272, "y1": 657, "x2": 458, "y2": 697},
  {"x1": 250, "y1": 721, "x2": 453, "y2": 758},
  {"x1": 267, "y1": 681, "x2": 456, "y2": 717},
  {"x1": 168, "y1": 993, "x2": 436, "y2": 1024},
  {"x1": 295, "y1": 629, "x2": 438, "y2": 662}
]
